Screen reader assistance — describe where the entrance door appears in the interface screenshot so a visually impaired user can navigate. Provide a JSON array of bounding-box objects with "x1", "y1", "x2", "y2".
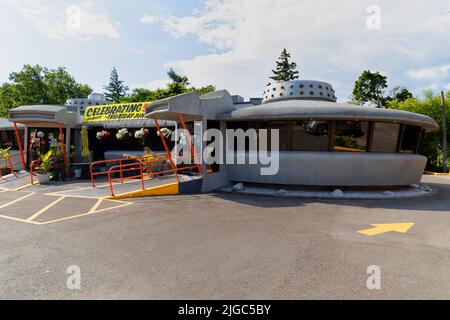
[{"x1": 27, "y1": 128, "x2": 67, "y2": 166}]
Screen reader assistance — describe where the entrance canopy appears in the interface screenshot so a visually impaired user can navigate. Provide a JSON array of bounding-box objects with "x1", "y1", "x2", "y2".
[
  {"x1": 0, "y1": 119, "x2": 25, "y2": 130},
  {"x1": 145, "y1": 90, "x2": 236, "y2": 121},
  {"x1": 8, "y1": 105, "x2": 69, "y2": 126}
]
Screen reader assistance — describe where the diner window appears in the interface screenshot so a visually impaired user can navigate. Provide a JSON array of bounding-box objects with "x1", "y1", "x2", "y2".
[
  {"x1": 257, "y1": 121, "x2": 288, "y2": 151},
  {"x1": 334, "y1": 120, "x2": 369, "y2": 152},
  {"x1": 371, "y1": 122, "x2": 400, "y2": 153},
  {"x1": 400, "y1": 125, "x2": 421, "y2": 154},
  {"x1": 0, "y1": 130, "x2": 22, "y2": 150},
  {"x1": 226, "y1": 121, "x2": 252, "y2": 151},
  {"x1": 291, "y1": 120, "x2": 329, "y2": 151}
]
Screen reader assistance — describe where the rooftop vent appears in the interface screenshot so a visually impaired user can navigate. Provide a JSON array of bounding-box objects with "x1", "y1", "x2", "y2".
[{"x1": 262, "y1": 80, "x2": 337, "y2": 104}]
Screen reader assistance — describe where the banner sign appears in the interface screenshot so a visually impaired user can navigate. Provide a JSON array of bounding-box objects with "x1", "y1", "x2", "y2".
[{"x1": 82, "y1": 102, "x2": 151, "y2": 123}]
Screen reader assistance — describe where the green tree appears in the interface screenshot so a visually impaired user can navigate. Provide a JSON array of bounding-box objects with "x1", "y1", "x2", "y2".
[
  {"x1": 103, "y1": 67, "x2": 129, "y2": 103},
  {"x1": 123, "y1": 70, "x2": 215, "y2": 103},
  {"x1": 389, "y1": 86, "x2": 413, "y2": 102},
  {"x1": 194, "y1": 85, "x2": 216, "y2": 96},
  {"x1": 387, "y1": 91, "x2": 450, "y2": 170},
  {"x1": 352, "y1": 70, "x2": 388, "y2": 107},
  {"x1": 0, "y1": 65, "x2": 92, "y2": 117},
  {"x1": 270, "y1": 48, "x2": 299, "y2": 82},
  {"x1": 167, "y1": 68, "x2": 189, "y2": 86}
]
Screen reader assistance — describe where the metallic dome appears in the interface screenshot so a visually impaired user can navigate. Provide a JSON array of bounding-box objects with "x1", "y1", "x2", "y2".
[{"x1": 262, "y1": 80, "x2": 337, "y2": 104}]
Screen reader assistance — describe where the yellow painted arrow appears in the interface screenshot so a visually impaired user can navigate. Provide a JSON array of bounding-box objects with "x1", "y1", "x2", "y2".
[{"x1": 358, "y1": 223, "x2": 415, "y2": 236}]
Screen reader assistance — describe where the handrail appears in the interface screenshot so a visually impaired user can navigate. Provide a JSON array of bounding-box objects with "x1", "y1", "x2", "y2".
[
  {"x1": 106, "y1": 156, "x2": 199, "y2": 196},
  {"x1": 29, "y1": 160, "x2": 39, "y2": 185},
  {"x1": 0, "y1": 153, "x2": 22, "y2": 178},
  {"x1": 90, "y1": 154, "x2": 170, "y2": 187}
]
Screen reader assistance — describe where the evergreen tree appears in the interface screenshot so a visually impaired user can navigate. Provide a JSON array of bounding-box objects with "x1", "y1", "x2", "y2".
[
  {"x1": 167, "y1": 68, "x2": 189, "y2": 86},
  {"x1": 270, "y1": 49, "x2": 300, "y2": 82},
  {"x1": 103, "y1": 67, "x2": 129, "y2": 103}
]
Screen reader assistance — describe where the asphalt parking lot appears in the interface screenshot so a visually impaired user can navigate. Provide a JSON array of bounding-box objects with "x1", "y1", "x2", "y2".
[{"x1": 1, "y1": 175, "x2": 450, "y2": 299}]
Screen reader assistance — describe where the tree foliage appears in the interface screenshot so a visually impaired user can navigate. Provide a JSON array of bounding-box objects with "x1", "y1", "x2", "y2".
[
  {"x1": 389, "y1": 86, "x2": 413, "y2": 102},
  {"x1": 352, "y1": 70, "x2": 388, "y2": 107},
  {"x1": 0, "y1": 64, "x2": 92, "y2": 117},
  {"x1": 388, "y1": 91, "x2": 450, "y2": 170},
  {"x1": 123, "y1": 69, "x2": 215, "y2": 103},
  {"x1": 103, "y1": 67, "x2": 129, "y2": 103},
  {"x1": 270, "y1": 48, "x2": 299, "y2": 82},
  {"x1": 167, "y1": 68, "x2": 189, "y2": 86}
]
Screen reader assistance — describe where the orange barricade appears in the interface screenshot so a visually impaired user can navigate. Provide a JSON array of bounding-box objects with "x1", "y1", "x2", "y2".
[
  {"x1": 0, "y1": 153, "x2": 23, "y2": 178},
  {"x1": 107, "y1": 156, "x2": 198, "y2": 196}
]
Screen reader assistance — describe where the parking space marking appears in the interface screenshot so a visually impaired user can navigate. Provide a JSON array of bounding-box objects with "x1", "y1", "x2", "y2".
[
  {"x1": 0, "y1": 189, "x2": 134, "y2": 225},
  {"x1": 27, "y1": 196, "x2": 66, "y2": 221},
  {"x1": 14, "y1": 184, "x2": 33, "y2": 191},
  {"x1": 88, "y1": 198, "x2": 104, "y2": 214},
  {"x1": 0, "y1": 192, "x2": 35, "y2": 209},
  {"x1": 0, "y1": 214, "x2": 40, "y2": 225},
  {"x1": 37, "y1": 199, "x2": 133, "y2": 225}
]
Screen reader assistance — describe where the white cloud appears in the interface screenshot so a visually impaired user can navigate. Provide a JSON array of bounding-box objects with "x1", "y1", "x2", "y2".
[
  {"x1": 406, "y1": 65, "x2": 450, "y2": 80},
  {"x1": 3, "y1": 0, "x2": 120, "y2": 41},
  {"x1": 131, "y1": 79, "x2": 169, "y2": 91},
  {"x1": 140, "y1": 14, "x2": 159, "y2": 25},
  {"x1": 151, "y1": 0, "x2": 450, "y2": 99}
]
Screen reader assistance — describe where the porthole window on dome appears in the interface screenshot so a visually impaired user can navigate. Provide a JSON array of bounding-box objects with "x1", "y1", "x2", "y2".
[{"x1": 310, "y1": 91, "x2": 314, "y2": 95}]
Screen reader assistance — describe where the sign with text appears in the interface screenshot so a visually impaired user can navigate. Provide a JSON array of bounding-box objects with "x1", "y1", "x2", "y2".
[{"x1": 82, "y1": 102, "x2": 151, "y2": 123}]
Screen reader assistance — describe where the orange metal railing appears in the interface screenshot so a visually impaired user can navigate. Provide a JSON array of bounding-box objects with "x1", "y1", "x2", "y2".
[
  {"x1": 29, "y1": 160, "x2": 40, "y2": 185},
  {"x1": 0, "y1": 153, "x2": 23, "y2": 178},
  {"x1": 90, "y1": 154, "x2": 170, "y2": 187},
  {"x1": 107, "y1": 156, "x2": 198, "y2": 196}
]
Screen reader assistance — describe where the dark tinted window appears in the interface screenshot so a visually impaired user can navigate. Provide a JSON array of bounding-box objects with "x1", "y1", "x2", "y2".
[
  {"x1": 334, "y1": 121, "x2": 369, "y2": 152},
  {"x1": 292, "y1": 120, "x2": 329, "y2": 151},
  {"x1": 0, "y1": 130, "x2": 23, "y2": 150},
  {"x1": 400, "y1": 125, "x2": 421, "y2": 154},
  {"x1": 371, "y1": 122, "x2": 400, "y2": 153},
  {"x1": 257, "y1": 121, "x2": 288, "y2": 151}
]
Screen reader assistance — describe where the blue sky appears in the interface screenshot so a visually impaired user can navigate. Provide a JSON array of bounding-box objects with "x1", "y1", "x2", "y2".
[{"x1": 1, "y1": 0, "x2": 450, "y2": 102}]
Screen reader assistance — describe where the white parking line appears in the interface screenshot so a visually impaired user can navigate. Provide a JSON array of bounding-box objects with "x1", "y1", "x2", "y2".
[
  {"x1": 88, "y1": 199, "x2": 103, "y2": 214},
  {"x1": 0, "y1": 192, "x2": 35, "y2": 209},
  {"x1": 27, "y1": 196, "x2": 66, "y2": 221}
]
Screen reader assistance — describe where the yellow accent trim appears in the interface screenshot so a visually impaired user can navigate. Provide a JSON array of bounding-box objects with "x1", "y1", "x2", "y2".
[
  {"x1": 107, "y1": 182, "x2": 179, "y2": 199},
  {"x1": 333, "y1": 146, "x2": 365, "y2": 152},
  {"x1": 424, "y1": 171, "x2": 450, "y2": 176}
]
